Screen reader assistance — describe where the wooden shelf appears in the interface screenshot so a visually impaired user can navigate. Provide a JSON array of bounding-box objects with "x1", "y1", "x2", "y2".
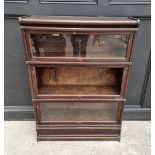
[
  {"x1": 38, "y1": 85, "x2": 120, "y2": 95},
  {"x1": 36, "y1": 66, "x2": 122, "y2": 96}
]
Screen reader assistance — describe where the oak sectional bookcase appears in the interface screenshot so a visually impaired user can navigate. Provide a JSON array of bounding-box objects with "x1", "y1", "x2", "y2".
[{"x1": 19, "y1": 16, "x2": 139, "y2": 141}]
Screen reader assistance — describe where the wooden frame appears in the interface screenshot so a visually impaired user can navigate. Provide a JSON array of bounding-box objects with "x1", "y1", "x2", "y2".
[
  {"x1": 19, "y1": 16, "x2": 139, "y2": 141},
  {"x1": 22, "y1": 29, "x2": 136, "y2": 62},
  {"x1": 28, "y1": 63, "x2": 130, "y2": 99},
  {"x1": 34, "y1": 99, "x2": 124, "y2": 141},
  {"x1": 33, "y1": 100, "x2": 125, "y2": 125}
]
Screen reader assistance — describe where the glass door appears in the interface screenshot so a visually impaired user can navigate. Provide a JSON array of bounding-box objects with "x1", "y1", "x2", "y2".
[{"x1": 25, "y1": 31, "x2": 133, "y2": 61}]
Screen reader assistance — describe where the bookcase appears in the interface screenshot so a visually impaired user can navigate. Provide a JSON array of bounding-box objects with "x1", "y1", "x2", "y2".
[{"x1": 19, "y1": 16, "x2": 139, "y2": 141}]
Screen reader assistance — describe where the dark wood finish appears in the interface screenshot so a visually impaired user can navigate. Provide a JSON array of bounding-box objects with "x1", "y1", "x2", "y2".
[
  {"x1": 19, "y1": 16, "x2": 140, "y2": 27},
  {"x1": 29, "y1": 64, "x2": 129, "y2": 99},
  {"x1": 19, "y1": 16, "x2": 139, "y2": 141}
]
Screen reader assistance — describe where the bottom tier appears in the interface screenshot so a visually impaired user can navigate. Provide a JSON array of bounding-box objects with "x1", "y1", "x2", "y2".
[
  {"x1": 34, "y1": 100, "x2": 124, "y2": 141},
  {"x1": 37, "y1": 126, "x2": 121, "y2": 141}
]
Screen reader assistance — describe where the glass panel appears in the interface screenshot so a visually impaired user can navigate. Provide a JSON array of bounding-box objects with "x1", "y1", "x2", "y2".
[
  {"x1": 36, "y1": 66, "x2": 123, "y2": 95},
  {"x1": 40, "y1": 102, "x2": 118, "y2": 122},
  {"x1": 30, "y1": 33, "x2": 128, "y2": 59}
]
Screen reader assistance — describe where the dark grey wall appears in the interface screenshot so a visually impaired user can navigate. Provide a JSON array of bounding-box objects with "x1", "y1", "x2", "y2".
[{"x1": 4, "y1": 0, "x2": 151, "y2": 120}]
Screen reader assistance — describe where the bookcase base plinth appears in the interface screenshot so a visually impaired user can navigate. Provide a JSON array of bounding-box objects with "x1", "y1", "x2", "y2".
[{"x1": 37, "y1": 135, "x2": 120, "y2": 141}]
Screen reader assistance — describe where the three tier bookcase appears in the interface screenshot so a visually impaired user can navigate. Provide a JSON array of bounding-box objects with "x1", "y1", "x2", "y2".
[{"x1": 19, "y1": 16, "x2": 139, "y2": 141}]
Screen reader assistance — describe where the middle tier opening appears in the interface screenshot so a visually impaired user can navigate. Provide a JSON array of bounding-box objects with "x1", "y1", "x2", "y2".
[{"x1": 35, "y1": 66, "x2": 123, "y2": 96}]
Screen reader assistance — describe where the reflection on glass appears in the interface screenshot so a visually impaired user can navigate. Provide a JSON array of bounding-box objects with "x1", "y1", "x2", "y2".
[
  {"x1": 31, "y1": 34, "x2": 66, "y2": 57},
  {"x1": 40, "y1": 102, "x2": 118, "y2": 122},
  {"x1": 71, "y1": 34, "x2": 89, "y2": 57},
  {"x1": 31, "y1": 34, "x2": 128, "y2": 58}
]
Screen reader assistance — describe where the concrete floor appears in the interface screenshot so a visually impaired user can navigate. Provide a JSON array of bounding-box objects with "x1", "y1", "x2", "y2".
[{"x1": 5, "y1": 121, "x2": 150, "y2": 155}]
